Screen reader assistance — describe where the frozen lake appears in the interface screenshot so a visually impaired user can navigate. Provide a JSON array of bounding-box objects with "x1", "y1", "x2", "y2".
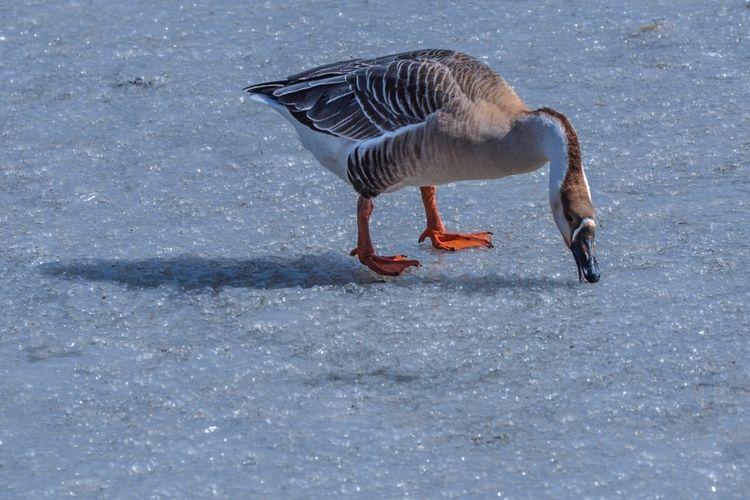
[{"x1": 1, "y1": 0, "x2": 749, "y2": 497}]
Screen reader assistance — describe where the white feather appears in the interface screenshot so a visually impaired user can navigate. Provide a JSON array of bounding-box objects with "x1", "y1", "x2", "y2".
[{"x1": 253, "y1": 99, "x2": 354, "y2": 181}]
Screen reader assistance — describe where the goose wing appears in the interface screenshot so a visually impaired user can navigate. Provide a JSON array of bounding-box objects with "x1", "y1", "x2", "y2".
[{"x1": 244, "y1": 49, "x2": 512, "y2": 141}]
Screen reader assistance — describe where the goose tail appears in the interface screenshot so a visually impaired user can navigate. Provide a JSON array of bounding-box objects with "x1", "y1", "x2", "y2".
[{"x1": 243, "y1": 80, "x2": 287, "y2": 104}]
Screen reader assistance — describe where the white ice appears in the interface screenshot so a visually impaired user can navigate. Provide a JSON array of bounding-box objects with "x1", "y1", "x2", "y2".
[{"x1": 1, "y1": 0, "x2": 749, "y2": 497}]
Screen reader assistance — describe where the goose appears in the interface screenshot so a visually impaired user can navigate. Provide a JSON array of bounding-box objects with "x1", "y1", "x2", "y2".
[{"x1": 244, "y1": 49, "x2": 600, "y2": 283}]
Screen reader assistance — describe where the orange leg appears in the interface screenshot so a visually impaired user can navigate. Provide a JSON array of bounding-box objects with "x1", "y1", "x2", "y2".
[
  {"x1": 418, "y1": 186, "x2": 493, "y2": 251},
  {"x1": 350, "y1": 196, "x2": 420, "y2": 276}
]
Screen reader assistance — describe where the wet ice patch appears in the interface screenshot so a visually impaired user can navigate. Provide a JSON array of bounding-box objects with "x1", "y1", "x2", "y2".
[
  {"x1": 25, "y1": 345, "x2": 82, "y2": 363},
  {"x1": 113, "y1": 75, "x2": 169, "y2": 89}
]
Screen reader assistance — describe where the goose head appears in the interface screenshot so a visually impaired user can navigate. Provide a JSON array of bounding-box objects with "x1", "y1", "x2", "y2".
[
  {"x1": 569, "y1": 217, "x2": 600, "y2": 283},
  {"x1": 551, "y1": 199, "x2": 600, "y2": 284}
]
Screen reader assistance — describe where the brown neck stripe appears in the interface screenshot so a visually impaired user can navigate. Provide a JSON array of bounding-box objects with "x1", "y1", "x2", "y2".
[
  {"x1": 533, "y1": 107, "x2": 581, "y2": 174},
  {"x1": 532, "y1": 107, "x2": 594, "y2": 224}
]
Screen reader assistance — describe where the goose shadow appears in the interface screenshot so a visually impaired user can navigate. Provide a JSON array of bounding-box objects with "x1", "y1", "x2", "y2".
[{"x1": 38, "y1": 254, "x2": 571, "y2": 292}]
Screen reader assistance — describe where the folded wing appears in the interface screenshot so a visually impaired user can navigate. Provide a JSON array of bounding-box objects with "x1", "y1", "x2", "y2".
[{"x1": 244, "y1": 49, "x2": 469, "y2": 141}]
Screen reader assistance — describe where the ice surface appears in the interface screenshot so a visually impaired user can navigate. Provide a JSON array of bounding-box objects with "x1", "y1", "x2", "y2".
[{"x1": 1, "y1": 0, "x2": 749, "y2": 497}]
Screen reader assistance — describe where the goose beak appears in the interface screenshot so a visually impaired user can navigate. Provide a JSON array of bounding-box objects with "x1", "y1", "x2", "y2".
[{"x1": 571, "y1": 237, "x2": 600, "y2": 283}]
